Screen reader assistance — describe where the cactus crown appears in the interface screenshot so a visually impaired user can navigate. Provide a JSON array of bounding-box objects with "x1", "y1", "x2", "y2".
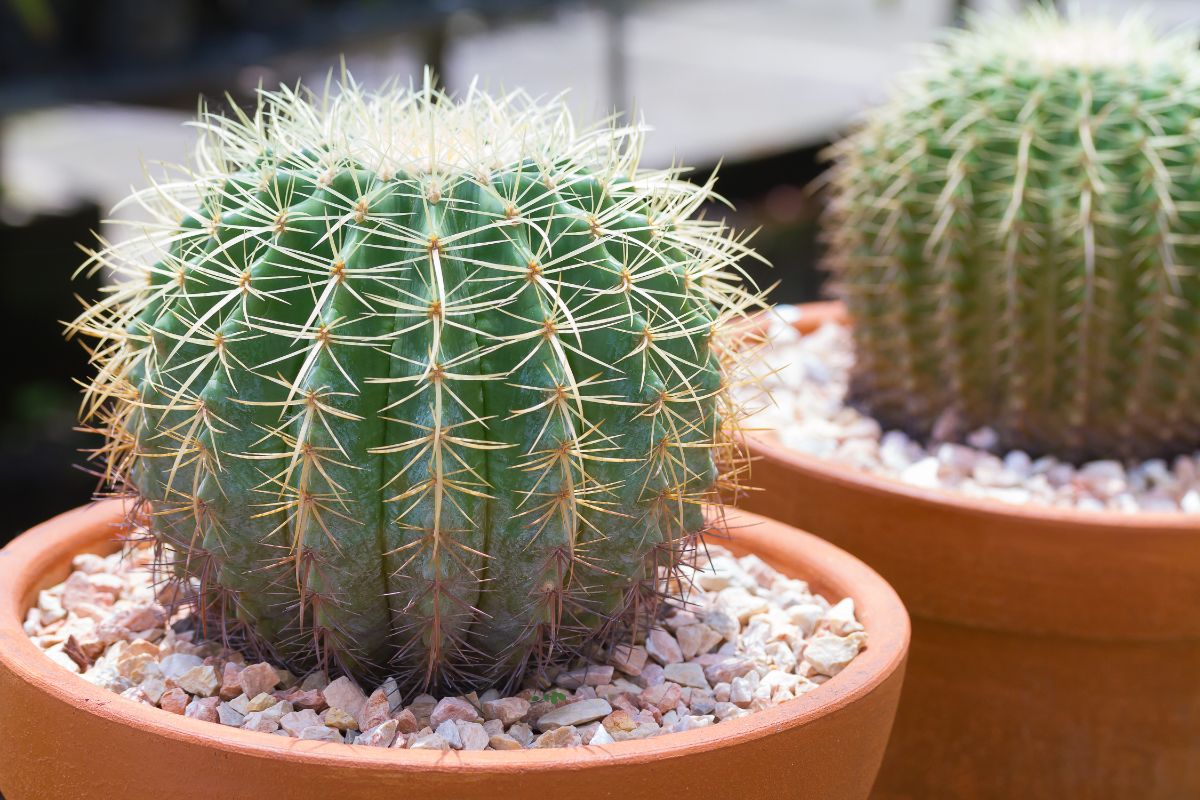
[
  {"x1": 70, "y1": 73, "x2": 762, "y2": 691},
  {"x1": 824, "y1": 9, "x2": 1200, "y2": 461}
]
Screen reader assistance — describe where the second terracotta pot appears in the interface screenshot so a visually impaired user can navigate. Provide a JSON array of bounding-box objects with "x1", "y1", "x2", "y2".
[{"x1": 741, "y1": 302, "x2": 1200, "y2": 800}]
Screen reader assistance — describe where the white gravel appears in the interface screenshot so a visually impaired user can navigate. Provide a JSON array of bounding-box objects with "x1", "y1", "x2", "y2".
[
  {"x1": 743, "y1": 306, "x2": 1200, "y2": 513},
  {"x1": 27, "y1": 536, "x2": 867, "y2": 751}
]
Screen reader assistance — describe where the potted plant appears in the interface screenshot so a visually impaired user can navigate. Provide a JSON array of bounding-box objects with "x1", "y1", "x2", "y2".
[
  {"x1": 739, "y1": 10, "x2": 1200, "y2": 800},
  {"x1": 0, "y1": 75, "x2": 909, "y2": 799}
]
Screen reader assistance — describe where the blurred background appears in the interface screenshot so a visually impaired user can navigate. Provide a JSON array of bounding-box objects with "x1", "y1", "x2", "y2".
[{"x1": 0, "y1": 0, "x2": 1196, "y2": 542}]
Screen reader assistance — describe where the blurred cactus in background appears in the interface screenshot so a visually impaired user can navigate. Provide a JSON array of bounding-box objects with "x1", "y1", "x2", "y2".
[
  {"x1": 825, "y1": 8, "x2": 1200, "y2": 461},
  {"x1": 70, "y1": 74, "x2": 763, "y2": 691}
]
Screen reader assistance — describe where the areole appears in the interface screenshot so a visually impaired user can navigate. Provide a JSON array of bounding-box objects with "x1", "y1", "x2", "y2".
[{"x1": 0, "y1": 501, "x2": 909, "y2": 800}]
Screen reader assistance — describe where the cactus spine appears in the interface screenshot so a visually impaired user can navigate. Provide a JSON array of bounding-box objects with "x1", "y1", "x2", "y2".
[
  {"x1": 825, "y1": 10, "x2": 1200, "y2": 461},
  {"x1": 71, "y1": 75, "x2": 761, "y2": 691}
]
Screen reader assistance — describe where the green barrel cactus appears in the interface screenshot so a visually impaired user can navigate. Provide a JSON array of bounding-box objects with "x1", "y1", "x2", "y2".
[
  {"x1": 824, "y1": 9, "x2": 1200, "y2": 461},
  {"x1": 71, "y1": 75, "x2": 761, "y2": 691}
]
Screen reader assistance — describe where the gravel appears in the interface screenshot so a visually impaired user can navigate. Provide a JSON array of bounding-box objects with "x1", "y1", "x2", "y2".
[
  {"x1": 27, "y1": 537, "x2": 867, "y2": 751},
  {"x1": 743, "y1": 306, "x2": 1200, "y2": 513}
]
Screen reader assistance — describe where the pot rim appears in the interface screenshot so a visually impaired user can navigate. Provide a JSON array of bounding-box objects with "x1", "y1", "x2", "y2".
[
  {"x1": 0, "y1": 499, "x2": 909, "y2": 774},
  {"x1": 751, "y1": 300, "x2": 1199, "y2": 533}
]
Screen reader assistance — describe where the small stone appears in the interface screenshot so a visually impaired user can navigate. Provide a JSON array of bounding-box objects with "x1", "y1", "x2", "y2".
[
  {"x1": 238, "y1": 662, "x2": 280, "y2": 702},
  {"x1": 123, "y1": 639, "x2": 159, "y2": 659},
  {"x1": 639, "y1": 682, "x2": 682, "y2": 714},
  {"x1": 60, "y1": 572, "x2": 96, "y2": 612},
  {"x1": 355, "y1": 719, "x2": 399, "y2": 748},
  {"x1": 185, "y1": 696, "x2": 219, "y2": 723},
  {"x1": 323, "y1": 707, "x2": 358, "y2": 730},
  {"x1": 576, "y1": 721, "x2": 601, "y2": 742},
  {"x1": 456, "y1": 721, "x2": 490, "y2": 751},
  {"x1": 714, "y1": 702, "x2": 745, "y2": 721},
  {"x1": 613, "y1": 721, "x2": 660, "y2": 741},
  {"x1": 120, "y1": 686, "x2": 154, "y2": 705},
  {"x1": 241, "y1": 711, "x2": 280, "y2": 734},
  {"x1": 608, "y1": 643, "x2": 648, "y2": 676},
  {"x1": 639, "y1": 663, "x2": 665, "y2": 687},
  {"x1": 703, "y1": 657, "x2": 755, "y2": 685},
  {"x1": 176, "y1": 665, "x2": 220, "y2": 697},
  {"x1": 821, "y1": 598, "x2": 864, "y2": 636},
  {"x1": 966, "y1": 427, "x2": 999, "y2": 450},
  {"x1": 393, "y1": 707, "x2": 420, "y2": 733},
  {"x1": 429, "y1": 696, "x2": 481, "y2": 728},
  {"x1": 87, "y1": 573, "x2": 124, "y2": 601},
  {"x1": 1079, "y1": 460, "x2": 1126, "y2": 495},
  {"x1": 696, "y1": 568, "x2": 733, "y2": 591},
  {"x1": 804, "y1": 632, "x2": 868, "y2": 677},
  {"x1": 488, "y1": 734, "x2": 522, "y2": 750},
  {"x1": 246, "y1": 692, "x2": 279, "y2": 713},
  {"x1": 260, "y1": 699, "x2": 293, "y2": 725},
  {"x1": 280, "y1": 708, "x2": 322, "y2": 736},
  {"x1": 663, "y1": 662, "x2": 710, "y2": 690},
  {"x1": 408, "y1": 733, "x2": 450, "y2": 750},
  {"x1": 322, "y1": 676, "x2": 368, "y2": 724},
  {"x1": 555, "y1": 664, "x2": 615, "y2": 689},
  {"x1": 481, "y1": 695, "x2": 529, "y2": 726},
  {"x1": 689, "y1": 691, "x2": 717, "y2": 716},
  {"x1": 508, "y1": 722, "x2": 534, "y2": 746},
  {"x1": 704, "y1": 610, "x2": 740, "y2": 642},
  {"x1": 407, "y1": 693, "x2": 437, "y2": 725},
  {"x1": 675, "y1": 624, "x2": 723, "y2": 659},
  {"x1": 299, "y1": 725, "x2": 342, "y2": 743},
  {"x1": 218, "y1": 662, "x2": 244, "y2": 700},
  {"x1": 589, "y1": 724, "x2": 615, "y2": 745},
  {"x1": 58, "y1": 635, "x2": 89, "y2": 672},
  {"x1": 359, "y1": 688, "x2": 392, "y2": 730},
  {"x1": 158, "y1": 653, "x2": 203, "y2": 680},
  {"x1": 139, "y1": 676, "x2": 167, "y2": 704},
  {"x1": 788, "y1": 604, "x2": 824, "y2": 637},
  {"x1": 535, "y1": 698, "x2": 613, "y2": 731},
  {"x1": 113, "y1": 603, "x2": 163, "y2": 631},
  {"x1": 72, "y1": 552, "x2": 108, "y2": 574},
  {"x1": 597, "y1": 678, "x2": 642, "y2": 701},
  {"x1": 534, "y1": 726, "x2": 582, "y2": 748},
  {"x1": 286, "y1": 688, "x2": 326, "y2": 711},
  {"x1": 718, "y1": 586, "x2": 771, "y2": 623},
  {"x1": 730, "y1": 675, "x2": 755, "y2": 707},
  {"x1": 381, "y1": 677, "x2": 403, "y2": 712},
  {"x1": 901, "y1": 457, "x2": 940, "y2": 488},
  {"x1": 159, "y1": 687, "x2": 188, "y2": 714},
  {"x1": 602, "y1": 709, "x2": 636, "y2": 738},
  {"x1": 217, "y1": 702, "x2": 246, "y2": 727},
  {"x1": 435, "y1": 719, "x2": 462, "y2": 749},
  {"x1": 645, "y1": 628, "x2": 683, "y2": 665}
]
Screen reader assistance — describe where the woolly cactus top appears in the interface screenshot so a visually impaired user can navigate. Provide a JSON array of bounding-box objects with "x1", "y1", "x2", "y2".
[
  {"x1": 70, "y1": 75, "x2": 763, "y2": 691},
  {"x1": 825, "y1": 10, "x2": 1200, "y2": 461},
  {"x1": 931, "y1": 10, "x2": 1186, "y2": 71}
]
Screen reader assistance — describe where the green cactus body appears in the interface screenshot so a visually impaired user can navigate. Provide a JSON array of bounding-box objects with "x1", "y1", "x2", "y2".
[
  {"x1": 825, "y1": 10, "x2": 1200, "y2": 461},
  {"x1": 73, "y1": 77, "x2": 759, "y2": 691}
]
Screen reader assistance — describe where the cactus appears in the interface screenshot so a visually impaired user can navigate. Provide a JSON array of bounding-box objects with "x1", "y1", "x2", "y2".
[
  {"x1": 70, "y1": 74, "x2": 762, "y2": 692},
  {"x1": 824, "y1": 9, "x2": 1200, "y2": 461}
]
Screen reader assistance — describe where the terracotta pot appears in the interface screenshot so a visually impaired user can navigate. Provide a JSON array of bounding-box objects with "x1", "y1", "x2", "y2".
[
  {"x1": 0, "y1": 500, "x2": 908, "y2": 800},
  {"x1": 741, "y1": 301, "x2": 1200, "y2": 800}
]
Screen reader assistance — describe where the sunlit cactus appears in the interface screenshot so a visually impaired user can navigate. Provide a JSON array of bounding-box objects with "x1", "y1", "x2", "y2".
[
  {"x1": 70, "y1": 73, "x2": 763, "y2": 692},
  {"x1": 824, "y1": 9, "x2": 1200, "y2": 461}
]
